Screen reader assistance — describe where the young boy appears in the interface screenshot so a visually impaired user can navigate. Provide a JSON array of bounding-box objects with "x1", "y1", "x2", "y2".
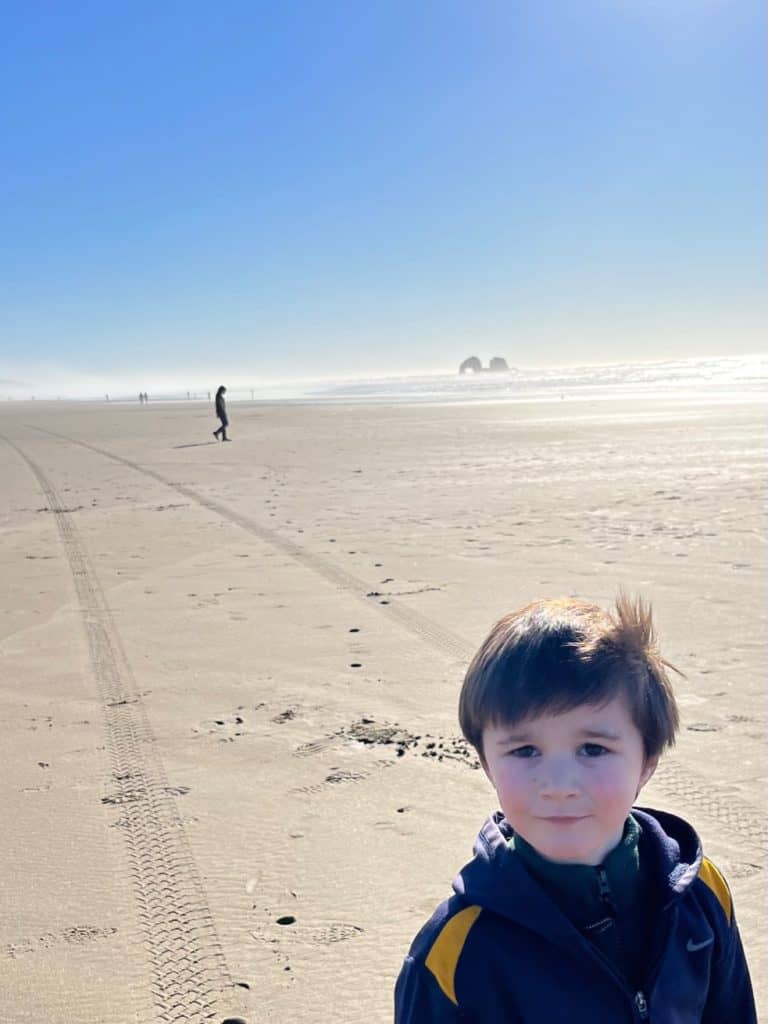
[{"x1": 395, "y1": 596, "x2": 756, "y2": 1022}]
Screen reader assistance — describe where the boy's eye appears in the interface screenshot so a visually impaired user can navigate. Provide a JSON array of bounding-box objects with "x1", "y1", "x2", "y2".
[
  {"x1": 581, "y1": 743, "x2": 609, "y2": 757},
  {"x1": 509, "y1": 745, "x2": 538, "y2": 758}
]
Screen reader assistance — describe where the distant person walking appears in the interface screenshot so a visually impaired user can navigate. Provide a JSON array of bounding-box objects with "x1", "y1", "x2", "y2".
[{"x1": 213, "y1": 385, "x2": 230, "y2": 441}]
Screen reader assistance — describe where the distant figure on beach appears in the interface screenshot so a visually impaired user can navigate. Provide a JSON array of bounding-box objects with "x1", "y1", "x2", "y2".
[
  {"x1": 395, "y1": 595, "x2": 756, "y2": 1022},
  {"x1": 213, "y1": 385, "x2": 230, "y2": 441}
]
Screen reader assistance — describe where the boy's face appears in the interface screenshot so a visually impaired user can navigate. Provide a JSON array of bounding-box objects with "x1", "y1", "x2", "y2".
[{"x1": 481, "y1": 695, "x2": 656, "y2": 866}]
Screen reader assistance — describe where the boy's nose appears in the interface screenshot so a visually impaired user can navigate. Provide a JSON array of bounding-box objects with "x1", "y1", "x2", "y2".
[{"x1": 536, "y1": 760, "x2": 580, "y2": 799}]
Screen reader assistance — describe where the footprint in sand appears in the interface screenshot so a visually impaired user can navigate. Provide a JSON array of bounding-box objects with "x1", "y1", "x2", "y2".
[
  {"x1": 292, "y1": 760, "x2": 392, "y2": 795},
  {"x1": 264, "y1": 917, "x2": 364, "y2": 943},
  {"x1": 293, "y1": 735, "x2": 339, "y2": 757},
  {"x1": 272, "y1": 708, "x2": 296, "y2": 724}
]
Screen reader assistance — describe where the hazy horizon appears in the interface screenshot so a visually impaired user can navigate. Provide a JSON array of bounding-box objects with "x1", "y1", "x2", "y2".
[{"x1": 2, "y1": 351, "x2": 765, "y2": 402}]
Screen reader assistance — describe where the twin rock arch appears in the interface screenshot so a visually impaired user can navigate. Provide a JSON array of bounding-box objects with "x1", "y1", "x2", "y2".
[{"x1": 459, "y1": 356, "x2": 510, "y2": 374}]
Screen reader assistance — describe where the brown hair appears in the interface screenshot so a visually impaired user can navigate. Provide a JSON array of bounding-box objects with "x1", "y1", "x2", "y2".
[{"x1": 459, "y1": 594, "x2": 680, "y2": 762}]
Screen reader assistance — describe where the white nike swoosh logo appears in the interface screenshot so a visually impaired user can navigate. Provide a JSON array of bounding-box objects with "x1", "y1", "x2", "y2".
[{"x1": 687, "y1": 937, "x2": 714, "y2": 952}]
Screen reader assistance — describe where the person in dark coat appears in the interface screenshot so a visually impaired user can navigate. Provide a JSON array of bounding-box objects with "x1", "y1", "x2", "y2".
[{"x1": 213, "y1": 385, "x2": 230, "y2": 441}]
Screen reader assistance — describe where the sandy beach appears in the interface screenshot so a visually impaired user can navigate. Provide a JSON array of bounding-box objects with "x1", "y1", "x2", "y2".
[{"x1": 1, "y1": 394, "x2": 765, "y2": 1023}]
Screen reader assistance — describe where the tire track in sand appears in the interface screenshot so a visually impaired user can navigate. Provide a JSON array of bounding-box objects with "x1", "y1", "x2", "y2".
[
  {"x1": 30, "y1": 427, "x2": 469, "y2": 661},
  {"x1": 4, "y1": 435, "x2": 231, "y2": 1024},
  {"x1": 28, "y1": 427, "x2": 767, "y2": 857}
]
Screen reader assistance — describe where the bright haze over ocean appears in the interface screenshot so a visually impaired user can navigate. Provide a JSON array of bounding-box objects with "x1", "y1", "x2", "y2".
[
  {"x1": 2, "y1": 355, "x2": 765, "y2": 407},
  {"x1": 1, "y1": 3, "x2": 765, "y2": 396}
]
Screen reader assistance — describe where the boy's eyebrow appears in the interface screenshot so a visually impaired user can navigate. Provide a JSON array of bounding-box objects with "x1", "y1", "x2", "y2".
[
  {"x1": 493, "y1": 732, "x2": 529, "y2": 745},
  {"x1": 578, "y1": 729, "x2": 622, "y2": 742},
  {"x1": 493, "y1": 727, "x2": 623, "y2": 745}
]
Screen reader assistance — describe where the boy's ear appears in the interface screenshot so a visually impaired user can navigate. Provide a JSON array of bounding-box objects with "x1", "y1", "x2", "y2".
[{"x1": 638, "y1": 756, "x2": 659, "y2": 794}]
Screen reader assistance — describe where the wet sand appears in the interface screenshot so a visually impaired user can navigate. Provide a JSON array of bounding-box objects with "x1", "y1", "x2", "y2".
[{"x1": 0, "y1": 395, "x2": 765, "y2": 1022}]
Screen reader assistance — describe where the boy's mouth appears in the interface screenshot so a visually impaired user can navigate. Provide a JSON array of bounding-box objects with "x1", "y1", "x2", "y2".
[{"x1": 540, "y1": 816, "x2": 587, "y2": 825}]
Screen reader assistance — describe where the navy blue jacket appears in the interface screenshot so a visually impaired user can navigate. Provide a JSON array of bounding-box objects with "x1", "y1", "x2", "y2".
[{"x1": 395, "y1": 807, "x2": 756, "y2": 1023}]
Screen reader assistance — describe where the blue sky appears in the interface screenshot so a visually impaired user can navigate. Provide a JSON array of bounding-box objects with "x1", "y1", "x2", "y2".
[{"x1": 1, "y1": 2, "x2": 765, "y2": 394}]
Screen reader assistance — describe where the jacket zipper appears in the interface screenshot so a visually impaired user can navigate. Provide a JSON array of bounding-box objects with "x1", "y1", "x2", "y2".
[
  {"x1": 634, "y1": 990, "x2": 649, "y2": 1020},
  {"x1": 575, "y1": 933, "x2": 650, "y2": 1022},
  {"x1": 630, "y1": 904, "x2": 679, "y2": 1022},
  {"x1": 595, "y1": 868, "x2": 616, "y2": 912},
  {"x1": 589, "y1": 869, "x2": 658, "y2": 1021}
]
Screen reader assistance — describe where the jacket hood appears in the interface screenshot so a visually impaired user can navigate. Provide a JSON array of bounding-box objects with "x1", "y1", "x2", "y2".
[{"x1": 452, "y1": 806, "x2": 703, "y2": 939}]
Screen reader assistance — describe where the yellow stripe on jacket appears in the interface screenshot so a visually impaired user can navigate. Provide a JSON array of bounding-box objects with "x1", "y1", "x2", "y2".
[
  {"x1": 425, "y1": 905, "x2": 483, "y2": 1005},
  {"x1": 698, "y1": 858, "x2": 732, "y2": 924}
]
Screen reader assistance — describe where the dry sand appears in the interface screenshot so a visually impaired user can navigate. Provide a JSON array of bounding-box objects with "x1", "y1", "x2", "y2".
[{"x1": 0, "y1": 394, "x2": 765, "y2": 1023}]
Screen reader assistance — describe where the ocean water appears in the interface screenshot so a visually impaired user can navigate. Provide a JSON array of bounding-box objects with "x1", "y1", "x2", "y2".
[
  {"x1": 9, "y1": 354, "x2": 764, "y2": 405},
  {"x1": 242, "y1": 354, "x2": 768, "y2": 407}
]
